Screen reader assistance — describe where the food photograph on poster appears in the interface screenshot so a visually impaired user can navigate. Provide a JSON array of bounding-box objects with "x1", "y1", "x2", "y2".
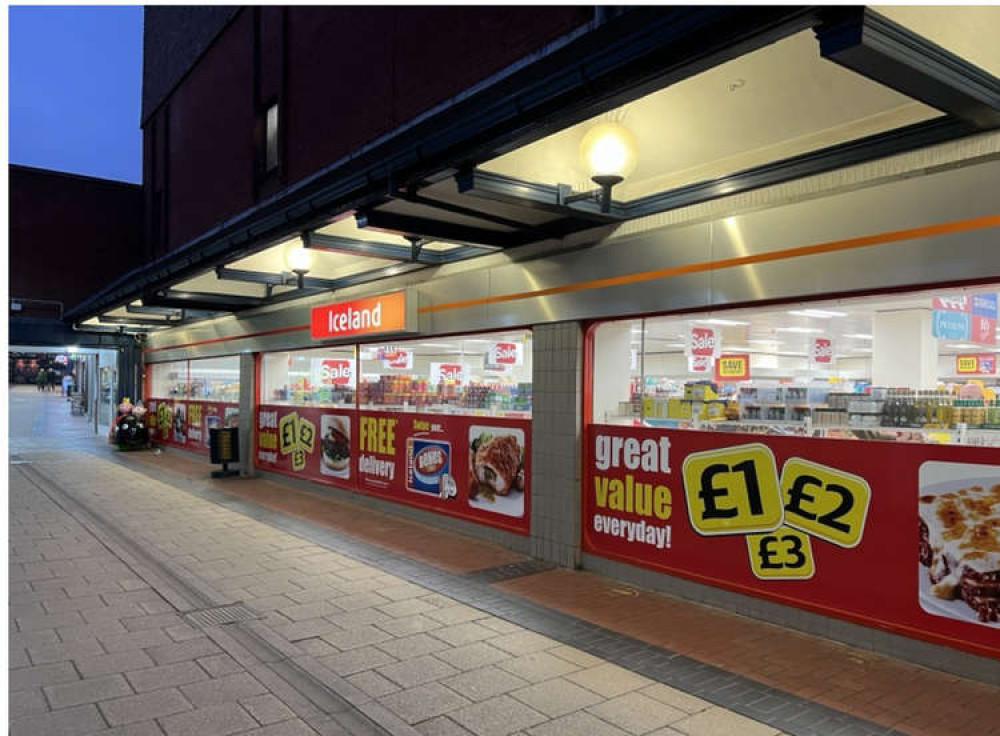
[
  {"x1": 468, "y1": 425, "x2": 526, "y2": 517},
  {"x1": 320, "y1": 414, "x2": 351, "y2": 479},
  {"x1": 919, "y1": 461, "x2": 1000, "y2": 627}
]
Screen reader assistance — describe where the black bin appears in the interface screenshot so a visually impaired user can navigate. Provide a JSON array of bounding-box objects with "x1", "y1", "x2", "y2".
[{"x1": 209, "y1": 427, "x2": 239, "y2": 478}]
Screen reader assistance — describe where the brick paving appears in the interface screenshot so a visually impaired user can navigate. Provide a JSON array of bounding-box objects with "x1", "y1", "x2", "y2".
[{"x1": 9, "y1": 388, "x2": 1000, "y2": 735}]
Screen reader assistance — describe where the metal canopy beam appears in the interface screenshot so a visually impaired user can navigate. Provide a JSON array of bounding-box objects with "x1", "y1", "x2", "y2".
[
  {"x1": 394, "y1": 189, "x2": 549, "y2": 234},
  {"x1": 456, "y1": 169, "x2": 624, "y2": 223},
  {"x1": 98, "y1": 316, "x2": 174, "y2": 327},
  {"x1": 215, "y1": 266, "x2": 342, "y2": 291},
  {"x1": 303, "y1": 231, "x2": 492, "y2": 265},
  {"x1": 143, "y1": 290, "x2": 267, "y2": 311},
  {"x1": 126, "y1": 304, "x2": 182, "y2": 317},
  {"x1": 355, "y1": 208, "x2": 530, "y2": 248},
  {"x1": 816, "y1": 8, "x2": 1000, "y2": 129},
  {"x1": 127, "y1": 303, "x2": 219, "y2": 321}
]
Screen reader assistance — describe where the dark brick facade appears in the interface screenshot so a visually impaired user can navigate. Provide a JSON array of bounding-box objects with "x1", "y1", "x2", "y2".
[
  {"x1": 9, "y1": 165, "x2": 143, "y2": 315},
  {"x1": 141, "y1": 6, "x2": 591, "y2": 254}
]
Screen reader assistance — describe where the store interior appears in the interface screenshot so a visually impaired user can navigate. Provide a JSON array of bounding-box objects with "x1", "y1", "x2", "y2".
[
  {"x1": 593, "y1": 284, "x2": 1000, "y2": 445},
  {"x1": 259, "y1": 330, "x2": 533, "y2": 417}
]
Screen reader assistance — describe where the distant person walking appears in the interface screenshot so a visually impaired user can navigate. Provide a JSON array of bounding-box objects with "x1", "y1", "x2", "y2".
[
  {"x1": 62, "y1": 372, "x2": 73, "y2": 396},
  {"x1": 36, "y1": 370, "x2": 46, "y2": 391}
]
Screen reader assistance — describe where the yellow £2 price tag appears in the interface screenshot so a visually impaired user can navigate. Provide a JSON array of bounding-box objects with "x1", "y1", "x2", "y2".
[
  {"x1": 780, "y1": 457, "x2": 870, "y2": 548},
  {"x1": 746, "y1": 527, "x2": 815, "y2": 580},
  {"x1": 682, "y1": 443, "x2": 783, "y2": 535},
  {"x1": 297, "y1": 418, "x2": 316, "y2": 454}
]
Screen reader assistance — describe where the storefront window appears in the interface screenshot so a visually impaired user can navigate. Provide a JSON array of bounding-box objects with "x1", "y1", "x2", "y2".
[
  {"x1": 591, "y1": 285, "x2": 1000, "y2": 445},
  {"x1": 260, "y1": 346, "x2": 357, "y2": 407},
  {"x1": 148, "y1": 360, "x2": 189, "y2": 398},
  {"x1": 145, "y1": 356, "x2": 241, "y2": 451},
  {"x1": 358, "y1": 331, "x2": 532, "y2": 417}
]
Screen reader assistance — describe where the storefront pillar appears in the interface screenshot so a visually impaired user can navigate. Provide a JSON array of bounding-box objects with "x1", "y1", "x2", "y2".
[
  {"x1": 530, "y1": 322, "x2": 583, "y2": 568},
  {"x1": 239, "y1": 353, "x2": 255, "y2": 477},
  {"x1": 872, "y1": 309, "x2": 938, "y2": 388}
]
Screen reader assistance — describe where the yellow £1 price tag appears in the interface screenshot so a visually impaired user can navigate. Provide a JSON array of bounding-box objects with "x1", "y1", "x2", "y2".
[{"x1": 682, "y1": 443, "x2": 783, "y2": 535}]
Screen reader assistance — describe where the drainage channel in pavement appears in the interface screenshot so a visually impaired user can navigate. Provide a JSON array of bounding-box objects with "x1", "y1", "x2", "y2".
[{"x1": 17, "y1": 460, "x2": 417, "y2": 736}]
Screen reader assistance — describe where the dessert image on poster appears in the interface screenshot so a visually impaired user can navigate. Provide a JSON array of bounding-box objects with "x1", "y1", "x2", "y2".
[
  {"x1": 918, "y1": 461, "x2": 1000, "y2": 627},
  {"x1": 407, "y1": 437, "x2": 455, "y2": 499},
  {"x1": 468, "y1": 426, "x2": 525, "y2": 517},
  {"x1": 320, "y1": 414, "x2": 351, "y2": 479}
]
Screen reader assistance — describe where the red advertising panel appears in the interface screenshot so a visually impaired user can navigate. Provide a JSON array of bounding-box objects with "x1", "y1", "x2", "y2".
[
  {"x1": 810, "y1": 337, "x2": 834, "y2": 364},
  {"x1": 583, "y1": 425, "x2": 1000, "y2": 659},
  {"x1": 255, "y1": 405, "x2": 530, "y2": 535},
  {"x1": 147, "y1": 399, "x2": 239, "y2": 453},
  {"x1": 971, "y1": 315, "x2": 997, "y2": 345}
]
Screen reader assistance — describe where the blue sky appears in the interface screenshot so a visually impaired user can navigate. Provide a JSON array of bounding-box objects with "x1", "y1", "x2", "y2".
[{"x1": 9, "y1": 6, "x2": 143, "y2": 183}]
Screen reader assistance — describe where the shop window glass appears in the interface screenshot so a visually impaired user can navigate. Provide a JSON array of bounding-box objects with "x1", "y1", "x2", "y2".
[
  {"x1": 260, "y1": 346, "x2": 357, "y2": 407},
  {"x1": 148, "y1": 360, "x2": 189, "y2": 398},
  {"x1": 590, "y1": 285, "x2": 1000, "y2": 445},
  {"x1": 188, "y1": 356, "x2": 241, "y2": 402},
  {"x1": 358, "y1": 331, "x2": 532, "y2": 417}
]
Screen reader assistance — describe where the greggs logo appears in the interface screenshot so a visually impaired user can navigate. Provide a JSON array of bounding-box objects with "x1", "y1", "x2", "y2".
[{"x1": 311, "y1": 292, "x2": 407, "y2": 340}]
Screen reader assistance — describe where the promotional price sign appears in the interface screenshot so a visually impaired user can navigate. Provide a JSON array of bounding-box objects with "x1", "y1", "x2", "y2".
[
  {"x1": 687, "y1": 325, "x2": 720, "y2": 358},
  {"x1": 256, "y1": 405, "x2": 531, "y2": 535},
  {"x1": 956, "y1": 354, "x2": 998, "y2": 375},
  {"x1": 488, "y1": 342, "x2": 523, "y2": 366},
  {"x1": 378, "y1": 348, "x2": 413, "y2": 370},
  {"x1": 810, "y1": 336, "x2": 834, "y2": 365},
  {"x1": 320, "y1": 358, "x2": 355, "y2": 385},
  {"x1": 688, "y1": 355, "x2": 713, "y2": 373},
  {"x1": 583, "y1": 426, "x2": 1000, "y2": 659},
  {"x1": 430, "y1": 363, "x2": 467, "y2": 385},
  {"x1": 714, "y1": 353, "x2": 750, "y2": 382}
]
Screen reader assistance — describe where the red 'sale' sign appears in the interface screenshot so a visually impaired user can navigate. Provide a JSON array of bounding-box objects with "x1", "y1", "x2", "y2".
[
  {"x1": 689, "y1": 326, "x2": 718, "y2": 357},
  {"x1": 811, "y1": 337, "x2": 833, "y2": 364},
  {"x1": 321, "y1": 360, "x2": 353, "y2": 385}
]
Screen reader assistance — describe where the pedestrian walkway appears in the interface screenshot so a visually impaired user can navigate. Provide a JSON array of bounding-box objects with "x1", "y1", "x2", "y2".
[{"x1": 8, "y1": 388, "x2": 1000, "y2": 736}]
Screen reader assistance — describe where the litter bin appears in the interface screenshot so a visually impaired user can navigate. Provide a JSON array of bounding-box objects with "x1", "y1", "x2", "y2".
[{"x1": 209, "y1": 427, "x2": 239, "y2": 478}]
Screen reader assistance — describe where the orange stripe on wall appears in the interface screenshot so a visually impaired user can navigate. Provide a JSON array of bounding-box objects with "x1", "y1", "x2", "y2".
[{"x1": 417, "y1": 214, "x2": 1000, "y2": 314}]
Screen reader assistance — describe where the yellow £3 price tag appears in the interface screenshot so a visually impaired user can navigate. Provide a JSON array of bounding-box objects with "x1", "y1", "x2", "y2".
[
  {"x1": 682, "y1": 443, "x2": 783, "y2": 535},
  {"x1": 746, "y1": 527, "x2": 815, "y2": 580},
  {"x1": 779, "y1": 457, "x2": 870, "y2": 548}
]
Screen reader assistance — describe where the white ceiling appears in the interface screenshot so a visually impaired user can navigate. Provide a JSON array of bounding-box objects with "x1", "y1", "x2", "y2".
[
  {"x1": 482, "y1": 30, "x2": 941, "y2": 200},
  {"x1": 875, "y1": 5, "x2": 1000, "y2": 78}
]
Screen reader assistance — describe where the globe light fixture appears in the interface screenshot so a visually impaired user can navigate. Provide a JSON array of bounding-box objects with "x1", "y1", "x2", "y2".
[
  {"x1": 286, "y1": 245, "x2": 313, "y2": 288},
  {"x1": 579, "y1": 122, "x2": 637, "y2": 212}
]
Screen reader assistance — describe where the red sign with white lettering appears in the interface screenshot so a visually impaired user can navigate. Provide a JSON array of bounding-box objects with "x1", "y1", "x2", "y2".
[
  {"x1": 811, "y1": 337, "x2": 833, "y2": 364},
  {"x1": 320, "y1": 359, "x2": 353, "y2": 385},
  {"x1": 971, "y1": 315, "x2": 997, "y2": 345},
  {"x1": 688, "y1": 326, "x2": 719, "y2": 358},
  {"x1": 311, "y1": 291, "x2": 408, "y2": 340}
]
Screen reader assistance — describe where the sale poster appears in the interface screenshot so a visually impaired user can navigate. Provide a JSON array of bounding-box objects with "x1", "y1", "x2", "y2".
[
  {"x1": 147, "y1": 399, "x2": 236, "y2": 454},
  {"x1": 583, "y1": 425, "x2": 999, "y2": 658},
  {"x1": 256, "y1": 405, "x2": 530, "y2": 534}
]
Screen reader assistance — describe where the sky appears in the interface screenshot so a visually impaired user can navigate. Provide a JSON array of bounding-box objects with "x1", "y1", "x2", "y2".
[{"x1": 9, "y1": 5, "x2": 144, "y2": 183}]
